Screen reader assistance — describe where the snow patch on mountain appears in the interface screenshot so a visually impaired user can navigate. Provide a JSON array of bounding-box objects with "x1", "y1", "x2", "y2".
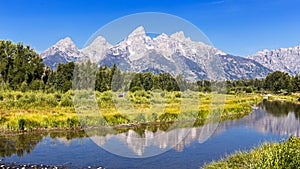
[
  {"x1": 41, "y1": 26, "x2": 274, "y2": 80},
  {"x1": 41, "y1": 37, "x2": 81, "y2": 69},
  {"x1": 248, "y1": 45, "x2": 300, "y2": 75}
]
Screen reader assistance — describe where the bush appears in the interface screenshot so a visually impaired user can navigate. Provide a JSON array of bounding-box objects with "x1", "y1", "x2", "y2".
[
  {"x1": 60, "y1": 95, "x2": 73, "y2": 107},
  {"x1": 29, "y1": 80, "x2": 44, "y2": 90},
  {"x1": 66, "y1": 117, "x2": 79, "y2": 128},
  {"x1": 104, "y1": 114, "x2": 130, "y2": 125},
  {"x1": 45, "y1": 94, "x2": 58, "y2": 107},
  {"x1": 174, "y1": 92, "x2": 182, "y2": 98},
  {"x1": 130, "y1": 86, "x2": 143, "y2": 92},
  {"x1": 15, "y1": 92, "x2": 23, "y2": 100},
  {"x1": 54, "y1": 93, "x2": 62, "y2": 102},
  {"x1": 20, "y1": 81, "x2": 28, "y2": 92},
  {"x1": 134, "y1": 113, "x2": 146, "y2": 123},
  {"x1": 159, "y1": 112, "x2": 178, "y2": 122},
  {"x1": 100, "y1": 91, "x2": 113, "y2": 102},
  {"x1": 18, "y1": 118, "x2": 26, "y2": 130},
  {"x1": 148, "y1": 112, "x2": 158, "y2": 122}
]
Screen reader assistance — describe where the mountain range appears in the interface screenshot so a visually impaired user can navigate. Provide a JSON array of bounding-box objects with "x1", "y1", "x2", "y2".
[{"x1": 41, "y1": 26, "x2": 299, "y2": 80}]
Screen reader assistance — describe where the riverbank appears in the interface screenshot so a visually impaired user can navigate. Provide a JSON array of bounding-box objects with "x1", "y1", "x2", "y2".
[
  {"x1": 203, "y1": 137, "x2": 300, "y2": 169},
  {"x1": 267, "y1": 93, "x2": 300, "y2": 104},
  {"x1": 1, "y1": 99, "x2": 299, "y2": 169},
  {"x1": 0, "y1": 161, "x2": 103, "y2": 169},
  {"x1": 0, "y1": 91, "x2": 262, "y2": 132},
  {"x1": 0, "y1": 161, "x2": 67, "y2": 169}
]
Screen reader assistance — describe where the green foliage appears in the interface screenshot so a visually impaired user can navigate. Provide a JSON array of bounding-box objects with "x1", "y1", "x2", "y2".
[
  {"x1": 0, "y1": 40, "x2": 45, "y2": 90},
  {"x1": 159, "y1": 112, "x2": 178, "y2": 122},
  {"x1": 2, "y1": 40, "x2": 300, "y2": 96},
  {"x1": 18, "y1": 118, "x2": 26, "y2": 130},
  {"x1": 264, "y1": 71, "x2": 291, "y2": 93},
  {"x1": 60, "y1": 94, "x2": 73, "y2": 107},
  {"x1": 20, "y1": 81, "x2": 28, "y2": 92},
  {"x1": 104, "y1": 114, "x2": 130, "y2": 125},
  {"x1": 29, "y1": 79, "x2": 44, "y2": 90},
  {"x1": 134, "y1": 113, "x2": 147, "y2": 123},
  {"x1": 203, "y1": 137, "x2": 300, "y2": 169}
]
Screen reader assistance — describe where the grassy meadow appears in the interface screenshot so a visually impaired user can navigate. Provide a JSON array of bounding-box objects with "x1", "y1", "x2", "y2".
[{"x1": 0, "y1": 90, "x2": 263, "y2": 131}]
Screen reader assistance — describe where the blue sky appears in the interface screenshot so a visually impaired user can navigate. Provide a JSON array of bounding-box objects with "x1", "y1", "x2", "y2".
[{"x1": 0, "y1": 0, "x2": 300, "y2": 56}]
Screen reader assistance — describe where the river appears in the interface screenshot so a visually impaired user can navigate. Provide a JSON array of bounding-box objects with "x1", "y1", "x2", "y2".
[{"x1": 1, "y1": 101, "x2": 300, "y2": 168}]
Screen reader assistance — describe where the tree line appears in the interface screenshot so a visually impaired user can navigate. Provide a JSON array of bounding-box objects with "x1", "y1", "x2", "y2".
[{"x1": 1, "y1": 40, "x2": 300, "y2": 94}]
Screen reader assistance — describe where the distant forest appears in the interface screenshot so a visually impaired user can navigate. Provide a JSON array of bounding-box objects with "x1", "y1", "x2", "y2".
[{"x1": 1, "y1": 40, "x2": 300, "y2": 94}]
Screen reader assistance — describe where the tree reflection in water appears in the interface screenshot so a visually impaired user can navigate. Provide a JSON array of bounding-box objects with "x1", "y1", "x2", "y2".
[
  {"x1": 0, "y1": 131, "x2": 87, "y2": 157},
  {"x1": 260, "y1": 100, "x2": 300, "y2": 119}
]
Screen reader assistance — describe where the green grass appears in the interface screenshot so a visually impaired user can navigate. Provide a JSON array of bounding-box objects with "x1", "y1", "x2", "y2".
[
  {"x1": 268, "y1": 93, "x2": 300, "y2": 103},
  {"x1": 203, "y1": 137, "x2": 300, "y2": 169},
  {"x1": 0, "y1": 90, "x2": 263, "y2": 131}
]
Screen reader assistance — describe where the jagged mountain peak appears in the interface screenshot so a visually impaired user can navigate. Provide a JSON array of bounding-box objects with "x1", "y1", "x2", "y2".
[
  {"x1": 53, "y1": 37, "x2": 77, "y2": 51},
  {"x1": 81, "y1": 36, "x2": 112, "y2": 62},
  {"x1": 85, "y1": 36, "x2": 111, "y2": 47},
  {"x1": 41, "y1": 36, "x2": 79, "y2": 58},
  {"x1": 41, "y1": 36, "x2": 80, "y2": 69},
  {"x1": 58, "y1": 36, "x2": 73, "y2": 43},
  {"x1": 41, "y1": 28, "x2": 273, "y2": 80},
  {"x1": 170, "y1": 31, "x2": 186, "y2": 40},
  {"x1": 248, "y1": 44, "x2": 300, "y2": 75},
  {"x1": 154, "y1": 33, "x2": 169, "y2": 40},
  {"x1": 252, "y1": 45, "x2": 300, "y2": 56},
  {"x1": 127, "y1": 26, "x2": 146, "y2": 39}
]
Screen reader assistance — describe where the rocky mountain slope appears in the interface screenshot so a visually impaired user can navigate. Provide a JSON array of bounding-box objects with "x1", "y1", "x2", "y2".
[
  {"x1": 41, "y1": 26, "x2": 272, "y2": 80},
  {"x1": 41, "y1": 37, "x2": 81, "y2": 69},
  {"x1": 247, "y1": 45, "x2": 300, "y2": 75}
]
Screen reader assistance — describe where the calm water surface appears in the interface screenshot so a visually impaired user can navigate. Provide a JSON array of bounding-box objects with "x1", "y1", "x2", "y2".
[{"x1": 1, "y1": 101, "x2": 300, "y2": 169}]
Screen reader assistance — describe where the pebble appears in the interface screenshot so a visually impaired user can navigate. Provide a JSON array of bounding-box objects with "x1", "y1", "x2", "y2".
[{"x1": 0, "y1": 162, "x2": 104, "y2": 169}]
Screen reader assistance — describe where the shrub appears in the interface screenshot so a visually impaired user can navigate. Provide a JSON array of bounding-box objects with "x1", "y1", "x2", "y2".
[
  {"x1": 130, "y1": 86, "x2": 143, "y2": 92},
  {"x1": 159, "y1": 112, "x2": 178, "y2": 122},
  {"x1": 134, "y1": 113, "x2": 146, "y2": 123},
  {"x1": 29, "y1": 80, "x2": 44, "y2": 90},
  {"x1": 174, "y1": 92, "x2": 182, "y2": 98},
  {"x1": 45, "y1": 94, "x2": 58, "y2": 107},
  {"x1": 104, "y1": 114, "x2": 130, "y2": 125},
  {"x1": 18, "y1": 118, "x2": 26, "y2": 130},
  {"x1": 60, "y1": 95, "x2": 74, "y2": 107},
  {"x1": 15, "y1": 92, "x2": 23, "y2": 100},
  {"x1": 54, "y1": 93, "x2": 62, "y2": 102},
  {"x1": 66, "y1": 117, "x2": 79, "y2": 128},
  {"x1": 20, "y1": 81, "x2": 28, "y2": 92}
]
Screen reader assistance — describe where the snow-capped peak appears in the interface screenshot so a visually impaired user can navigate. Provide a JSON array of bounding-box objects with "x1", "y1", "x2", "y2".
[
  {"x1": 41, "y1": 37, "x2": 80, "y2": 59},
  {"x1": 154, "y1": 33, "x2": 169, "y2": 40},
  {"x1": 170, "y1": 31, "x2": 186, "y2": 41},
  {"x1": 127, "y1": 26, "x2": 146, "y2": 39},
  {"x1": 41, "y1": 27, "x2": 271, "y2": 80},
  {"x1": 84, "y1": 36, "x2": 112, "y2": 48},
  {"x1": 248, "y1": 45, "x2": 300, "y2": 75},
  {"x1": 81, "y1": 36, "x2": 112, "y2": 62}
]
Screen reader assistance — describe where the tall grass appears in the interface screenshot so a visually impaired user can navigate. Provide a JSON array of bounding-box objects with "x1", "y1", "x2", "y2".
[
  {"x1": 203, "y1": 137, "x2": 300, "y2": 169},
  {"x1": 0, "y1": 90, "x2": 263, "y2": 131}
]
